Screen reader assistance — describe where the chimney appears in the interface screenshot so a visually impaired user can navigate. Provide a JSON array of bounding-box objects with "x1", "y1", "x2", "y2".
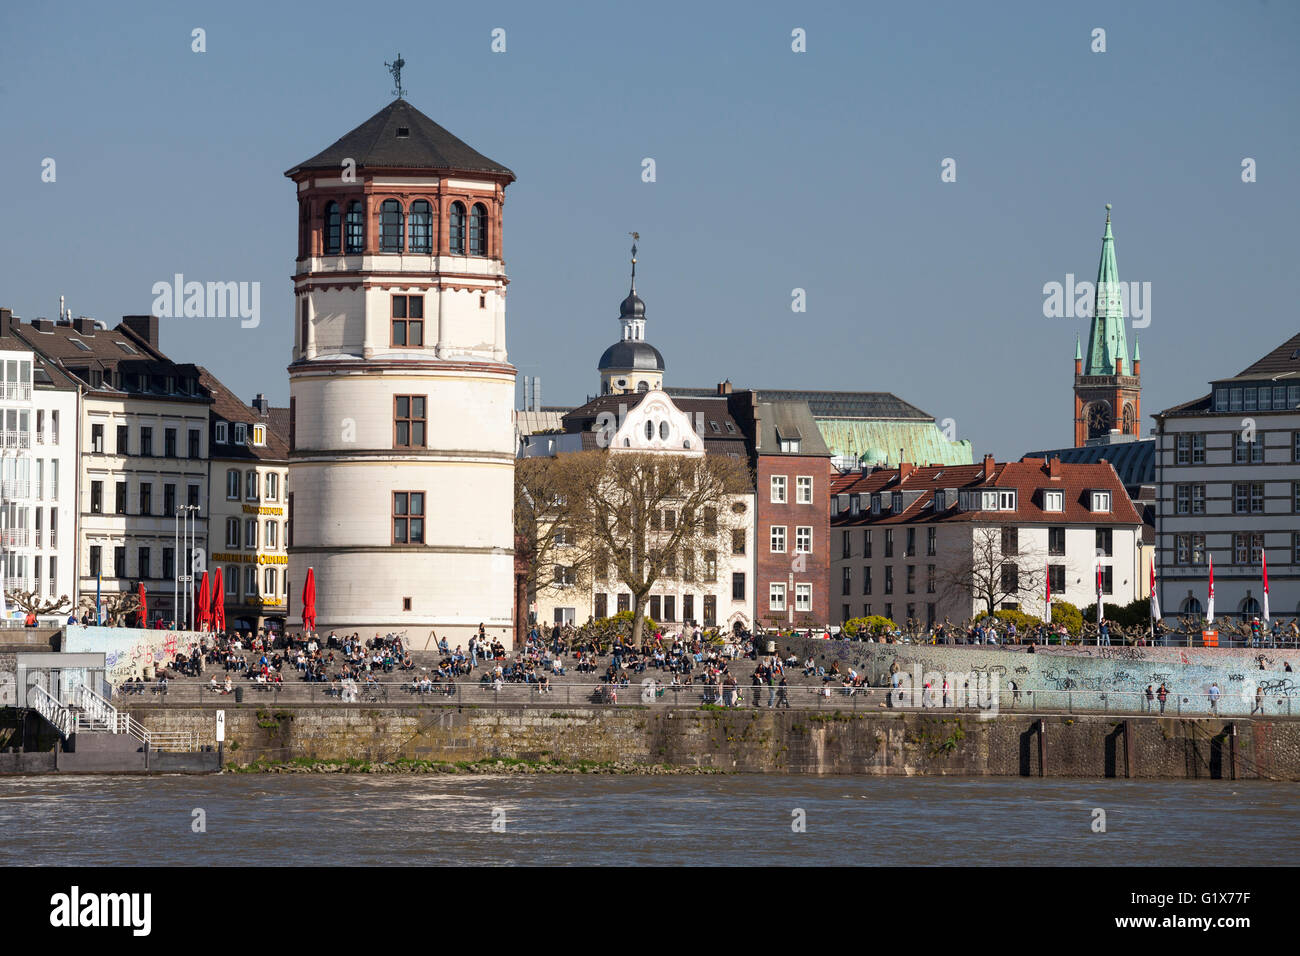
[
  {"x1": 982, "y1": 453, "x2": 996, "y2": 481},
  {"x1": 72, "y1": 317, "x2": 96, "y2": 335},
  {"x1": 534, "y1": 377, "x2": 541, "y2": 410},
  {"x1": 1048, "y1": 456, "x2": 1062, "y2": 479},
  {"x1": 717, "y1": 379, "x2": 732, "y2": 395},
  {"x1": 121, "y1": 314, "x2": 160, "y2": 349},
  {"x1": 898, "y1": 461, "x2": 916, "y2": 483},
  {"x1": 252, "y1": 393, "x2": 270, "y2": 415},
  {"x1": 0, "y1": 307, "x2": 13, "y2": 335}
]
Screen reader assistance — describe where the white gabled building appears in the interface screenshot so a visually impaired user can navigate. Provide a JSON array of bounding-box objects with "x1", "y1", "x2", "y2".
[
  {"x1": 1154, "y1": 332, "x2": 1300, "y2": 623},
  {"x1": 830, "y1": 455, "x2": 1144, "y2": 627}
]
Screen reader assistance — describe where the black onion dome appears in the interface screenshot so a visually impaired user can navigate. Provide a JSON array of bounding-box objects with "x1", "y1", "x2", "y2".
[
  {"x1": 619, "y1": 292, "x2": 646, "y2": 319},
  {"x1": 598, "y1": 340, "x2": 665, "y2": 372}
]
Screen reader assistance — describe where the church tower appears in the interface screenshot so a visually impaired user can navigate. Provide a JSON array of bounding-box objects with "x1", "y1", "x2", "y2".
[
  {"x1": 1074, "y1": 205, "x2": 1141, "y2": 446},
  {"x1": 284, "y1": 96, "x2": 516, "y2": 647},
  {"x1": 598, "y1": 238, "x2": 665, "y2": 395}
]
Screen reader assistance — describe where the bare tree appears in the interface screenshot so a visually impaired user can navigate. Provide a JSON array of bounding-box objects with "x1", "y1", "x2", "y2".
[
  {"x1": 4, "y1": 590, "x2": 73, "y2": 617},
  {"x1": 518, "y1": 450, "x2": 751, "y2": 647},
  {"x1": 515, "y1": 455, "x2": 603, "y2": 598},
  {"x1": 76, "y1": 592, "x2": 141, "y2": 627},
  {"x1": 939, "y1": 525, "x2": 1048, "y2": 618}
]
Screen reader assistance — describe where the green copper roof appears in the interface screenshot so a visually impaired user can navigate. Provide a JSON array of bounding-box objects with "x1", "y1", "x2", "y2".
[
  {"x1": 1133, "y1": 336, "x2": 1140, "y2": 362},
  {"x1": 1083, "y1": 206, "x2": 1130, "y2": 376},
  {"x1": 1075, "y1": 335, "x2": 1082, "y2": 362},
  {"x1": 814, "y1": 419, "x2": 974, "y2": 466}
]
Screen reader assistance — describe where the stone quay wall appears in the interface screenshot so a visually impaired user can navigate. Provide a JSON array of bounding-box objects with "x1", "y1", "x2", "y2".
[{"x1": 121, "y1": 703, "x2": 1300, "y2": 779}]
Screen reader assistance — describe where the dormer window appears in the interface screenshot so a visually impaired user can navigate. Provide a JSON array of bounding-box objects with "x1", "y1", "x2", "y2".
[
  {"x1": 891, "y1": 492, "x2": 903, "y2": 514},
  {"x1": 997, "y1": 490, "x2": 1017, "y2": 511},
  {"x1": 215, "y1": 422, "x2": 227, "y2": 444},
  {"x1": 779, "y1": 439, "x2": 801, "y2": 453},
  {"x1": 253, "y1": 425, "x2": 266, "y2": 446},
  {"x1": 850, "y1": 494, "x2": 861, "y2": 515},
  {"x1": 1043, "y1": 490, "x2": 1064, "y2": 512},
  {"x1": 1091, "y1": 491, "x2": 1111, "y2": 513},
  {"x1": 234, "y1": 423, "x2": 247, "y2": 444},
  {"x1": 934, "y1": 491, "x2": 945, "y2": 512},
  {"x1": 396, "y1": 126, "x2": 410, "y2": 138},
  {"x1": 871, "y1": 494, "x2": 881, "y2": 514}
]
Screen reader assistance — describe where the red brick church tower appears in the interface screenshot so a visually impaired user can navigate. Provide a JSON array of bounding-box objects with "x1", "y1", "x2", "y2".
[{"x1": 1073, "y1": 206, "x2": 1141, "y2": 446}]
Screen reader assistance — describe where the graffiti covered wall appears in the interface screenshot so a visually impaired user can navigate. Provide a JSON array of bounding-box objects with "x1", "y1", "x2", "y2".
[
  {"x1": 62, "y1": 626, "x2": 208, "y2": 685},
  {"x1": 778, "y1": 636, "x2": 1300, "y2": 718}
]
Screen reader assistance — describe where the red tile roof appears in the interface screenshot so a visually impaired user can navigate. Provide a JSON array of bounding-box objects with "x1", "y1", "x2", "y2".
[{"x1": 829, "y1": 458, "x2": 1141, "y2": 526}]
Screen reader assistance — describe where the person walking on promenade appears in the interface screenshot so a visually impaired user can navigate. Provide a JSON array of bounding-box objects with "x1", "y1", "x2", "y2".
[
  {"x1": 1209, "y1": 682, "x2": 1221, "y2": 713},
  {"x1": 1157, "y1": 683, "x2": 1169, "y2": 715},
  {"x1": 1252, "y1": 685, "x2": 1264, "y2": 715},
  {"x1": 942, "y1": 679, "x2": 951, "y2": 708},
  {"x1": 767, "y1": 668, "x2": 777, "y2": 708},
  {"x1": 1144, "y1": 685, "x2": 1154, "y2": 714},
  {"x1": 777, "y1": 676, "x2": 790, "y2": 708}
]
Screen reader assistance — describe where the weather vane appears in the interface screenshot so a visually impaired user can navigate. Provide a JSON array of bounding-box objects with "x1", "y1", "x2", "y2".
[
  {"x1": 385, "y1": 53, "x2": 406, "y2": 99},
  {"x1": 628, "y1": 232, "x2": 640, "y2": 289}
]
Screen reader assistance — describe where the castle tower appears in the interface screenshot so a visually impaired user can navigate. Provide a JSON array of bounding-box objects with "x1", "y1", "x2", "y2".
[
  {"x1": 598, "y1": 238, "x2": 665, "y2": 395},
  {"x1": 1074, "y1": 205, "x2": 1141, "y2": 445},
  {"x1": 284, "y1": 98, "x2": 516, "y2": 646}
]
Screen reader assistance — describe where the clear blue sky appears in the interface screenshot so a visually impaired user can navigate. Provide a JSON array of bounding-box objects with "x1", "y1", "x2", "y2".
[{"x1": 3, "y1": 0, "x2": 1297, "y2": 459}]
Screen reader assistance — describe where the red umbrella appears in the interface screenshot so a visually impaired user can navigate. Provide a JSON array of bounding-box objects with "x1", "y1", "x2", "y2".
[
  {"x1": 197, "y1": 570, "x2": 211, "y2": 632},
  {"x1": 302, "y1": 567, "x2": 317, "y2": 633},
  {"x1": 137, "y1": 582, "x2": 148, "y2": 629},
  {"x1": 211, "y1": 567, "x2": 225, "y2": 634}
]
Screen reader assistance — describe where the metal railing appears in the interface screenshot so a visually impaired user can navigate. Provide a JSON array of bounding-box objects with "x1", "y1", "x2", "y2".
[
  {"x1": 30, "y1": 684, "x2": 74, "y2": 738},
  {"x1": 75, "y1": 684, "x2": 198, "y2": 751},
  {"x1": 110, "y1": 676, "x2": 1300, "y2": 719}
]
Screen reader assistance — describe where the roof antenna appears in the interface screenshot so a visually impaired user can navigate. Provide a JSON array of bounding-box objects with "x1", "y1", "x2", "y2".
[{"x1": 385, "y1": 53, "x2": 406, "y2": 99}]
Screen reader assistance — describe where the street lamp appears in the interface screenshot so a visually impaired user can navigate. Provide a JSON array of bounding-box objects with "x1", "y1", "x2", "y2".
[{"x1": 174, "y1": 503, "x2": 200, "y2": 630}]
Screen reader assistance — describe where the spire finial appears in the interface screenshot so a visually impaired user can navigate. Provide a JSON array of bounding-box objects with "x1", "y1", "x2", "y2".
[
  {"x1": 1105, "y1": 202, "x2": 1111, "y2": 224},
  {"x1": 385, "y1": 53, "x2": 406, "y2": 99},
  {"x1": 628, "y1": 231, "x2": 639, "y2": 293}
]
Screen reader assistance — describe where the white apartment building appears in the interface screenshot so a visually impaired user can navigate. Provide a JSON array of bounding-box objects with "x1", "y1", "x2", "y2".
[
  {"x1": 0, "y1": 343, "x2": 36, "y2": 604},
  {"x1": 13, "y1": 314, "x2": 211, "y2": 626},
  {"x1": 830, "y1": 456, "x2": 1143, "y2": 627},
  {"x1": 1154, "y1": 332, "x2": 1300, "y2": 622}
]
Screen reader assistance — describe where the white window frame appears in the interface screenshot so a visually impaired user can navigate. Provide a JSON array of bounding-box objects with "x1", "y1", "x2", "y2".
[
  {"x1": 770, "y1": 475, "x2": 787, "y2": 504},
  {"x1": 795, "y1": 526, "x2": 812, "y2": 553},
  {"x1": 253, "y1": 424, "x2": 266, "y2": 446},
  {"x1": 796, "y1": 475, "x2": 813, "y2": 504},
  {"x1": 795, "y1": 583, "x2": 812, "y2": 612},
  {"x1": 1043, "y1": 490, "x2": 1063, "y2": 512},
  {"x1": 1091, "y1": 491, "x2": 1111, "y2": 513},
  {"x1": 234, "y1": 423, "x2": 247, "y2": 444},
  {"x1": 770, "y1": 525, "x2": 787, "y2": 554},
  {"x1": 769, "y1": 582, "x2": 786, "y2": 611},
  {"x1": 215, "y1": 422, "x2": 227, "y2": 443}
]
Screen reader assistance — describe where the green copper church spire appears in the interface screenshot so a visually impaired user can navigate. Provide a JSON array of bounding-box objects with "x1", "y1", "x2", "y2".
[{"x1": 1083, "y1": 204, "x2": 1130, "y2": 375}]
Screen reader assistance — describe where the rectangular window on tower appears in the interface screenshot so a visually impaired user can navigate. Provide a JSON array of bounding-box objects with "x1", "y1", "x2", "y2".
[
  {"x1": 391, "y1": 295, "x2": 425, "y2": 347},
  {"x1": 394, "y1": 396, "x2": 427, "y2": 448}
]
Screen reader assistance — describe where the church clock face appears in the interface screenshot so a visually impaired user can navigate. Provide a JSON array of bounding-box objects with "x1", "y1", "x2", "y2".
[{"x1": 1086, "y1": 401, "x2": 1113, "y2": 438}]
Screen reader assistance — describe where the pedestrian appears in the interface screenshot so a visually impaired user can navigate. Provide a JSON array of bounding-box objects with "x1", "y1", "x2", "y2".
[
  {"x1": 1157, "y1": 683, "x2": 1168, "y2": 715},
  {"x1": 1144, "y1": 684, "x2": 1154, "y2": 714},
  {"x1": 1209, "y1": 682, "x2": 1221, "y2": 713},
  {"x1": 777, "y1": 676, "x2": 789, "y2": 709},
  {"x1": 1252, "y1": 685, "x2": 1264, "y2": 716}
]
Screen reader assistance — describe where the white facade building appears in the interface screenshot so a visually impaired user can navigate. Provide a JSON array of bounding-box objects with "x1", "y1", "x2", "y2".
[
  {"x1": 1154, "y1": 333, "x2": 1300, "y2": 623},
  {"x1": 286, "y1": 100, "x2": 517, "y2": 648}
]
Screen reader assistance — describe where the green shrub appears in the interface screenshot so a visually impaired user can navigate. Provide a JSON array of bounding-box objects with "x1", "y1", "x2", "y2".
[
  {"x1": 842, "y1": 615, "x2": 898, "y2": 637},
  {"x1": 1051, "y1": 601, "x2": 1083, "y2": 635}
]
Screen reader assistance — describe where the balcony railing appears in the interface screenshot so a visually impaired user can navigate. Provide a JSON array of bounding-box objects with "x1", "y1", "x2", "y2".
[
  {"x1": 1, "y1": 384, "x2": 32, "y2": 402},
  {"x1": 0, "y1": 479, "x2": 30, "y2": 498},
  {"x1": 1, "y1": 529, "x2": 30, "y2": 548},
  {"x1": 0, "y1": 431, "x2": 31, "y2": 449}
]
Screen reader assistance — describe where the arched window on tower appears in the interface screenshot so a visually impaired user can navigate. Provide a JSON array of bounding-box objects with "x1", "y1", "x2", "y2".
[
  {"x1": 324, "y1": 202, "x2": 341, "y2": 254},
  {"x1": 379, "y1": 199, "x2": 404, "y2": 252},
  {"x1": 637, "y1": 381, "x2": 649, "y2": 392},
  {"x1": 344, "y1": 201, "x2": 364, "y2": 253},
  {"x1": 449, "y1": 202, "x2": 466, "y2": 255},
  {"x1": 469, "y1": 203, "x2": 488, "y2": 256},
  {"x1": 409, "y1": 200, "x2": 432, "y2": 253},
  {"x1": 1122, "y1": 403, "x2": 1135, "y2": 435}
]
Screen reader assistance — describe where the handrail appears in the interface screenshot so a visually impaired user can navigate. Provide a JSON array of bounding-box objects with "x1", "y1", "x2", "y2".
[{"x1": 30, "y1": 685, "x2": 74, "y2": 739}]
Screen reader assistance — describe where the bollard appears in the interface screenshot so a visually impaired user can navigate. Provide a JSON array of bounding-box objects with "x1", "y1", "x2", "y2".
[{"x1": 1037, "y1": 718, "x2": 1047, "y2": 777}]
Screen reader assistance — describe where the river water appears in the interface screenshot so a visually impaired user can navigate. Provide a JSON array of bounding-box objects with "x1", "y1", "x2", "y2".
[{"x1": 2, "y1": 775, "x2": 1295, "y2": 866}]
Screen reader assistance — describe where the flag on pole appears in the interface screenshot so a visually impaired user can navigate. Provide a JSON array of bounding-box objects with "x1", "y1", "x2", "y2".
[
  {"x1": 1262, "y1": 549, "x2": 1270, "y2": 625},
  {"x1": 1043, "y1": 561, "x2": 1052, "y2": 623},
  {"x1": 1206, "y1": 555, "x2": 1215, "y2": 624},
  {"x1": 1149, "y1": 559, "x2": 1160, "y2": 630}
]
